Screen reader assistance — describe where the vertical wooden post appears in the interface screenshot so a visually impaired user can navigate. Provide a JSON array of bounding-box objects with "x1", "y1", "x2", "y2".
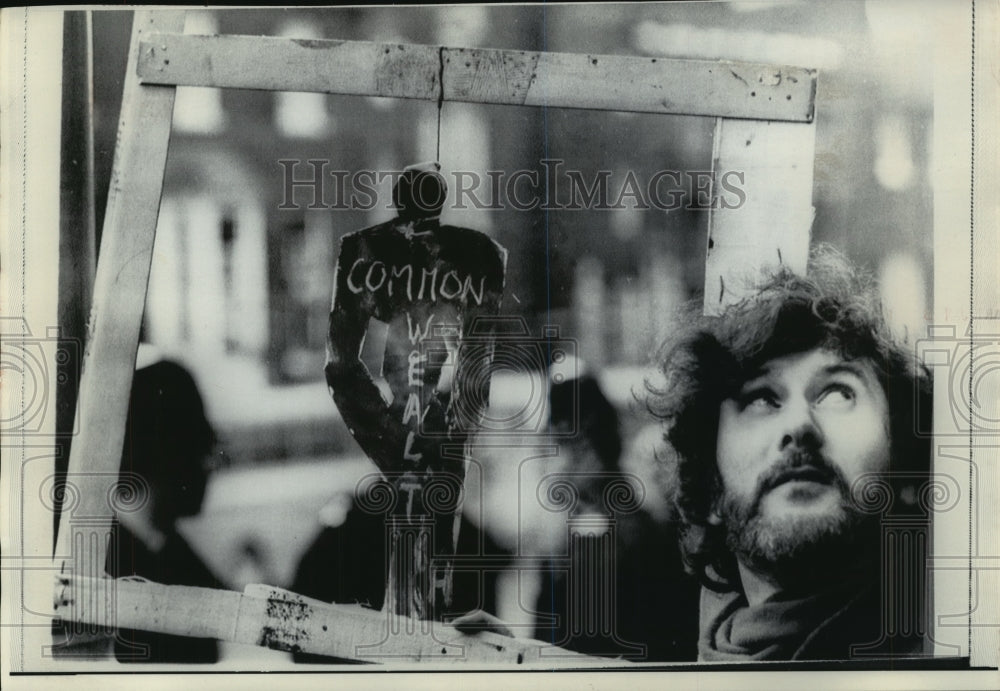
[
  {"x1": 55, "y1": 9, "x2": 97, "y2": 542},
  {"x1": 704, "y1": 118, "x2": 816, "y2": 315},
  {"x1": 53, "y1": 8, "x2": 184, "y2": 620}
]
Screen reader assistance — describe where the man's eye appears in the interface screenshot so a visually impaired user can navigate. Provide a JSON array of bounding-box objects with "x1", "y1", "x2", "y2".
[
  {"x1": 816, "y1": 383, "x2": 855, "y2": 408},
  {"x1": 740, "y1": 390, "x2": 779, "y2": 411}
]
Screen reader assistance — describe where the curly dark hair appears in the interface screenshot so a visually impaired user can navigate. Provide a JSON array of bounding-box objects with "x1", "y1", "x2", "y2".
[{"x1": 646, "y1": 246, "x2": 932, "y2": 591}]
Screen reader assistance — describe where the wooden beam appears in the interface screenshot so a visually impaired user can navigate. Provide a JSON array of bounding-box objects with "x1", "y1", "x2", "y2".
[
  {"x1": 55, "y1": 576, "x2": 601, "y2": 664},
  {"x1": 52, "y1": 11, "x2": 184, "y2": 576},
  {"x1": 703, "y1": 117, "x2": 816, "y2": 314},
  {"x1": 56, "y1": 10, "x2": 97, "y2": 542},
  {"x1": 136, "y1": 33, "x2": 816, "y2": 122}
]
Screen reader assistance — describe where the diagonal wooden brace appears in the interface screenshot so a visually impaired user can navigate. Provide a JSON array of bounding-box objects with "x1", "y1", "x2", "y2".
[{"x1": 54, "y1": 575, "x2": 599, "y2": 665}]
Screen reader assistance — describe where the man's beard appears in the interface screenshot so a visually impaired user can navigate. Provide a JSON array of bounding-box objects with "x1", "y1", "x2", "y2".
[{"x1": 717, "y1": 451, "x2": 880, "y2": 589}]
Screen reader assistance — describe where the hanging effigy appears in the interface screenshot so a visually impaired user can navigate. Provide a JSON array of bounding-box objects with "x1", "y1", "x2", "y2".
[{"x1": 325, "y1": 162, "x2": 506, "y2": 621}]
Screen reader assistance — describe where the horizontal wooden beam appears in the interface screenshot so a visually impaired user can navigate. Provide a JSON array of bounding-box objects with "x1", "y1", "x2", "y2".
[
  {"x1": 55, "y1": 576, "x2": 603, "y2": 665},
  {"x1": 137, "y1": 33, "x2": 816, "y2": 122}
]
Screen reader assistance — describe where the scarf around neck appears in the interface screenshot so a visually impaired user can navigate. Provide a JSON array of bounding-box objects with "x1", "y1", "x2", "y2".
[{"x1": 697, "y1": 581, "x2": 878, "y2": 661}]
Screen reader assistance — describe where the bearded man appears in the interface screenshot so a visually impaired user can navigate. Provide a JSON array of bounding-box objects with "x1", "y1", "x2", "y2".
[{"x1": 649, "y1": 248, "x2": 932, "y2": 661}]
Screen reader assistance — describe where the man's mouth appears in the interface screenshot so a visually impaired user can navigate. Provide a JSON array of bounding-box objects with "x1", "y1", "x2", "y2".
[{"x1": 766, "y1": 465, "x2": 832, "y2": 491}]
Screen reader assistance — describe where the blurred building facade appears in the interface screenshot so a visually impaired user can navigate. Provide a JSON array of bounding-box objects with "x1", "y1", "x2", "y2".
[{"x1": 90, "y1": 3, "x2": 934, "y2": 467}]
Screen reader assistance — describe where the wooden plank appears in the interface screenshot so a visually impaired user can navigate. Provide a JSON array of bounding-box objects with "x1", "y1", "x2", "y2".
[
  {"x1": 52, "y1": 11, "x2": 184, "y2": 576},
  {"x1": 138, "y1": 35, "x2": 440, "y2": 99},
  {"x1": 56, "y1": 10, "x2": 96, "y2": 537},
  {"x1": 136, "y1": 33, "x2": 817, "y2": 122},
  {"x1": 56, "y1": 576, "x2": 601, "y2": 664},
  {"x1": 447, "y1": 48, "x2": 815, "y2": 122},
  {"x1": 703, "y1": 117, "x2": 816, "y2": 314}
]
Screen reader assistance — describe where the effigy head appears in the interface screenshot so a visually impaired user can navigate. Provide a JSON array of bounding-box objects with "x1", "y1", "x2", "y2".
[{"x1": 393, "y1": 161, "x2": 448, "y2": 221}]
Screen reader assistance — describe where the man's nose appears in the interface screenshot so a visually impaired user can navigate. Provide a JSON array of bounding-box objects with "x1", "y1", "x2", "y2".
[{"x1": 779, "y1": 398, "x2": 823, "y2": 452}]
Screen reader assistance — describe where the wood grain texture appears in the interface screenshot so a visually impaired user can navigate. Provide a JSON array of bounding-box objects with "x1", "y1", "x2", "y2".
[
  {"x1": 56, "y1": 576, "x2": 599, "y2": 664},
  {"x1": 53, "y1": 11, "x2": 184, "y2": 573},
  {"x1": 137, "y1": 33, "x2": 816, "y2": 122},
  {"x1": 703, "y1": 117, "x2": 817, "y2": 314}
]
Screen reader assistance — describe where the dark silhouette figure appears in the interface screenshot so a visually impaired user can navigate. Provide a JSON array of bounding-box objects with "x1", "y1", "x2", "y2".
[
  {"x1": 106, "y1": 357, "x2": 223, "y2": 663},
  {"x1": 533, "y1": 375, "x2": 700, "y2": 661},
  {"x1": 290, "y1": 498, "x2": 511, "y2": 664}
]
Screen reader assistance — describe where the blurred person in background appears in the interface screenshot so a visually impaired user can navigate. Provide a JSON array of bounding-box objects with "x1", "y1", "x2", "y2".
[
  {"x1": 532, "y1": 373, "x2": 700, "y2": 661},
  {"x1": 106, "y1": 345, "x2": 224, "y2": 663},
  {"x1": 289, "y1": 472, "x2": 512, "y2": 663},
  {"x1": 648, "y1": 248, "x2": 932, "y2": 661}
]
